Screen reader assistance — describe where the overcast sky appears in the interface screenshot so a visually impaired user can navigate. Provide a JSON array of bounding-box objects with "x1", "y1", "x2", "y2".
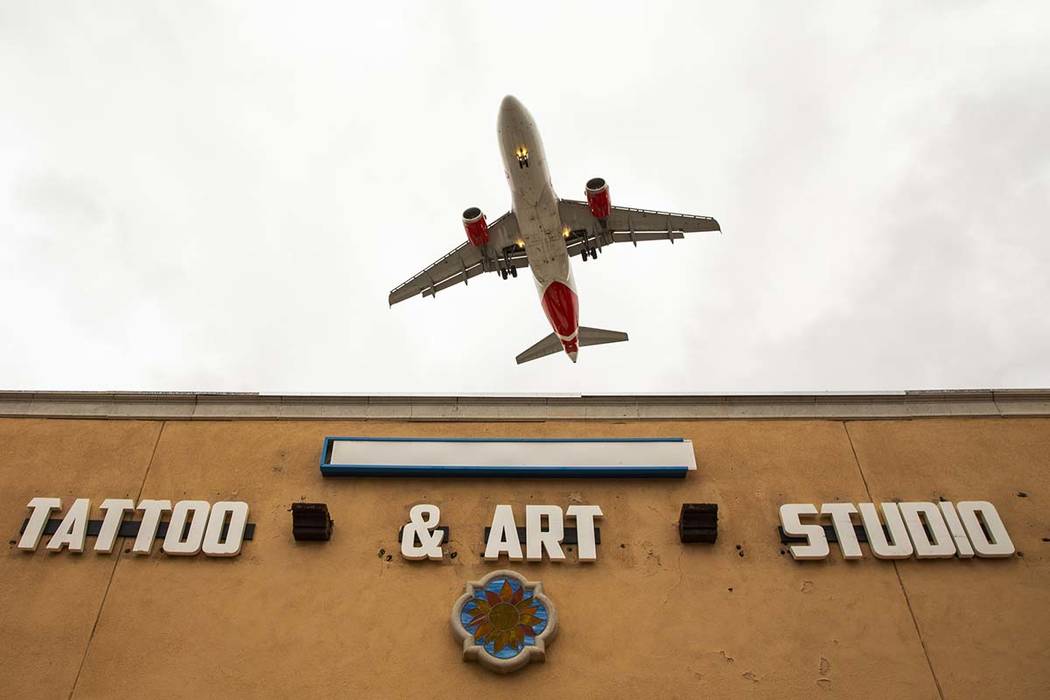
[{"x1": 2, "y1": 2, "x2": 1048, "y2": 394}]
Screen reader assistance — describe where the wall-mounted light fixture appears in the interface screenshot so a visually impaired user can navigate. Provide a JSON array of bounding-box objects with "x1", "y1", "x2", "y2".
[
  {"x1": 679, "y1": 503, "x2": 718, "y2": 544},
  {"x1": 291, "y1": 502, "x2": 333, "y2": 541}
]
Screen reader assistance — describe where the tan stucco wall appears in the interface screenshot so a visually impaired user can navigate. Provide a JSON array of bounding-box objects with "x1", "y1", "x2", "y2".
[{"x1": 2, "y1": 416, "x2": 1048, "y2": 699}]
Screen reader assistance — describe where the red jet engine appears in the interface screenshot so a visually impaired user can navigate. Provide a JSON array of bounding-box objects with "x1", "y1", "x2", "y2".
[
  {"x1": 462, "y1": 207, "x2": 489, "y2": 247},
  {"x1": 585, "y1": 177, "x2": 611, "y2": 220}
]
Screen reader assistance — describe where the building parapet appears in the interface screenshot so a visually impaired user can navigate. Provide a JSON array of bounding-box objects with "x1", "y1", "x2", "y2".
[{"x1": 0, "y1": 389, "x2": 1048, "y2": 420}]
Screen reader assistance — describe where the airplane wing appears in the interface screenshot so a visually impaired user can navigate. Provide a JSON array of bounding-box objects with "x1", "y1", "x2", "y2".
[
  {"x1": 388, "y1": 212, "x2": 527, "y2": 305},
  {"x1": 557, "y1": 200, "x2": 720, "y2": 257}
]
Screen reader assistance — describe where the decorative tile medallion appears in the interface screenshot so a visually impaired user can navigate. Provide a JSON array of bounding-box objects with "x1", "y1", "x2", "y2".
[{"x1": 450, "y1": 569, "x2": 557, "y2": 673}]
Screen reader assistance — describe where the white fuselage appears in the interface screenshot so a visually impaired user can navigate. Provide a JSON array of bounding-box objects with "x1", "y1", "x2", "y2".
[{"x1": 496, "y1": 96, "x2": 580, "y2": 360}]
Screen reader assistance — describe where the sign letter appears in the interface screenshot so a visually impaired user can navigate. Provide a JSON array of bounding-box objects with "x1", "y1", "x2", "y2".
[
  {"x1": 202, "y1": 501, "x2": 250, "y2": 557},
  {"x1": 17, "y1": 497, "x2": 62, "y2": 551},
  {"x1": 566, "y1": 505, "x2": 603, "y2": 562},
  {"x1": 46, "y1": 498, "x2": 91, "y2": 553},
  {"x1": 484, "y1": 505, "x2": 523, "y2": 561},
  {"x1": 95, "y1": 498, "x2": 135, "y2": 554},
  {"x1": 133, "y1": 500, "x2": 172, "y2": 555},
  {"x1": 938, "y1": 501, "x2": 975, "y2": 558},
  {"x1": 401, "y1": 504, "x2": 444, "y2": 560},
  {"x1": 163, "y1": 500, "x2": 211, "y2": 555},
  {"x1": 859, "y1": 503, "x2": 913, "y2": 559},
  {"x1": 957, "y1": 501, "x2": 1014, "y2": 557},
  {"x1": 900, "y1": 502, "x2": 955, "y2": 558},
  {"x1": 525, "y1": 505, "x2": 565, "y2": 561},
  {"x1": 820, "y1": 503, "x2": 862, "y2": 559},
  {"x1": 780, "y1": 504, "x2": 829, "y2": 560}
]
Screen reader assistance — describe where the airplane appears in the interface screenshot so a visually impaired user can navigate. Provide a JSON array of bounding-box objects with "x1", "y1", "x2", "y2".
[{"x1": 388, "y1": 95, "x2": 721, "y2": 364}]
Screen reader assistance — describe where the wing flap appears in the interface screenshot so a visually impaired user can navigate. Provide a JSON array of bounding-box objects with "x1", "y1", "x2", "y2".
[
  {"x1": 558, "y1": 199, "x2": 720, "y2": 235},
  {"x1": 389, "y1": 242, "x2": 481, "y2": 305},
  {"x1": 388, "y1": 212, "x2": 524, "y2": 305},
  {"x1": 606, "y1": 205, "x2": 720, "y2": 234},
  {"x1": 420, "y1": 262, "x2": 485, "y2": 298},
  {"x1": 609, "y1": 231, "x2": 684, "y2": 245}
]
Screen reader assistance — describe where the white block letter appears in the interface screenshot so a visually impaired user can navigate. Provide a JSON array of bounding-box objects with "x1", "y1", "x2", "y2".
[
  {"x1": 202, "y1": 501, "x2": 250, "y2": 557},
  {"x1": 399, "y1": 504, "x2": 443, "y2": 561},
  {"x1": 780, "y1": 504, "x2": 829, "y2": 560},
  {"x1": 484, "y1": 505, "x2": 523, "y2": 561},
  {"x1": 525, "y1": 505, "x2": 565, "y2": 561},
  {"x1": 17, "y1": 497, "x2": 62, "y2": 551},
  {"x1": 567, "y1": 505, "x2": 603, "y2": 562},
  {"x1": 133, "y1": 500, "x2": 172, "y2": 554},
  {"x1": 46, "y1": 498, "x2": 91, "y2": 552},
  {"x1": 938, "y1": 501, "x2": 974, "y2": 558},
  {"x1": 95, "y1": 499, "x2": 135, "y2": 554},
  {"x1": 163, "y1": 500, "x2": 211, "y2": 555},
  {"x1": 821, "y1": 503, "x2": 863, "y2": 559},
  {"x1": 957, "y1": 501, "x2": 1014, "y2": 557},
  {"x1": 858, "y1": 502, "x2": 913, "y2": 559},
  {"x1": 900, "y1": 502, "x2": 955, "y2": 558}
]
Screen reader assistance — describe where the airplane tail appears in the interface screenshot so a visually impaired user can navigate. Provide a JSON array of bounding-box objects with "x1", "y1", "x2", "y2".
[{"x1": 515, "y1": 327, "x2": 629, "y2": 365}]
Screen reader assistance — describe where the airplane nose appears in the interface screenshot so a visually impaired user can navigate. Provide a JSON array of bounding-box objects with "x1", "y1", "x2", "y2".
[
  {"x1": 500, "y1": 95, "x2": 521, "y2": 112},
  {"x1": 568, "y1": 350, "x2": 578, "y2": 363},
  {"x1": 499, "y1": 94, "x2": 524, "y2": 122}
]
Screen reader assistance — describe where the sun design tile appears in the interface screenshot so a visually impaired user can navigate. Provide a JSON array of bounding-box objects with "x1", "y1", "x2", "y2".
[{"x1": 450, "y1": 570, "x2": 557, "y2": 673}]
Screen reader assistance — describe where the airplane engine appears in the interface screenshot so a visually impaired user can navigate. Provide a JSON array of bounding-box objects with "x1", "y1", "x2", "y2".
[
  {"x1": 585, "y1": 177, "x2": 611, "y2": 220},
  {"x1": 462, "y1": 207, "x2": 489, "y2": 247}
]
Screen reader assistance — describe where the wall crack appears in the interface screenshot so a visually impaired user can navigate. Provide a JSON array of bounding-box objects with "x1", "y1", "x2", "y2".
[
  {"x1": 68, "y1": 420, "x2": 167, "y2": 699},
  {"x1": 842, "y1": 421, "x2": 945, "y2": 700}
]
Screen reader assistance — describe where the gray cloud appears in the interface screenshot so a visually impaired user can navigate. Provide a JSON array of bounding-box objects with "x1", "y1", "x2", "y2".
[{"x1": 1, "y1": 2, "x2": 1047, "y2": 392}]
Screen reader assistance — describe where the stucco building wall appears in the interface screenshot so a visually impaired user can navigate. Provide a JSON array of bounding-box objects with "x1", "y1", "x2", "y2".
[{"x1": 2, "y1": 393, "x2": 1048, "y2": 698}]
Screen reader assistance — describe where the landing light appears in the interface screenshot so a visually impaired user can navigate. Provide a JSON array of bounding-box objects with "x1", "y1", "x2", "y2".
[
  {"x1": 516, "y1": 239, "x2": 525, "y2": 249},
  {"x1": 562, "y1": 226, "x2": 570, "y2": 238}
]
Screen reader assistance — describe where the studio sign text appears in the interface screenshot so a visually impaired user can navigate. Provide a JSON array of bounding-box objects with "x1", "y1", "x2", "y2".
[
  {"x1": 780, "y1": 500, "x2": 1014, "y2": 560},
  {"x1": 18, "y1": 497, "x2": 251, "y2": 557}
]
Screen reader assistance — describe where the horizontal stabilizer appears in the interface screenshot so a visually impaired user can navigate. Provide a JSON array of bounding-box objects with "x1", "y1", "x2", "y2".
[
  {"x1": 516, "y1": 333, "x2": 562, "y2": 365},
  {"x1": 515, "y1": 327, "x2": 629, "y2": 365},
  {"x1": 578, "y1": 326, "x2": 629, "y2": 347}
]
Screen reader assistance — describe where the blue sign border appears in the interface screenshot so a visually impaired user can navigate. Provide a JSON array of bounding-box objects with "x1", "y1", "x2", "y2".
[{"x1": 320, "y1": 437, "x2": 691, "y2": 478}]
